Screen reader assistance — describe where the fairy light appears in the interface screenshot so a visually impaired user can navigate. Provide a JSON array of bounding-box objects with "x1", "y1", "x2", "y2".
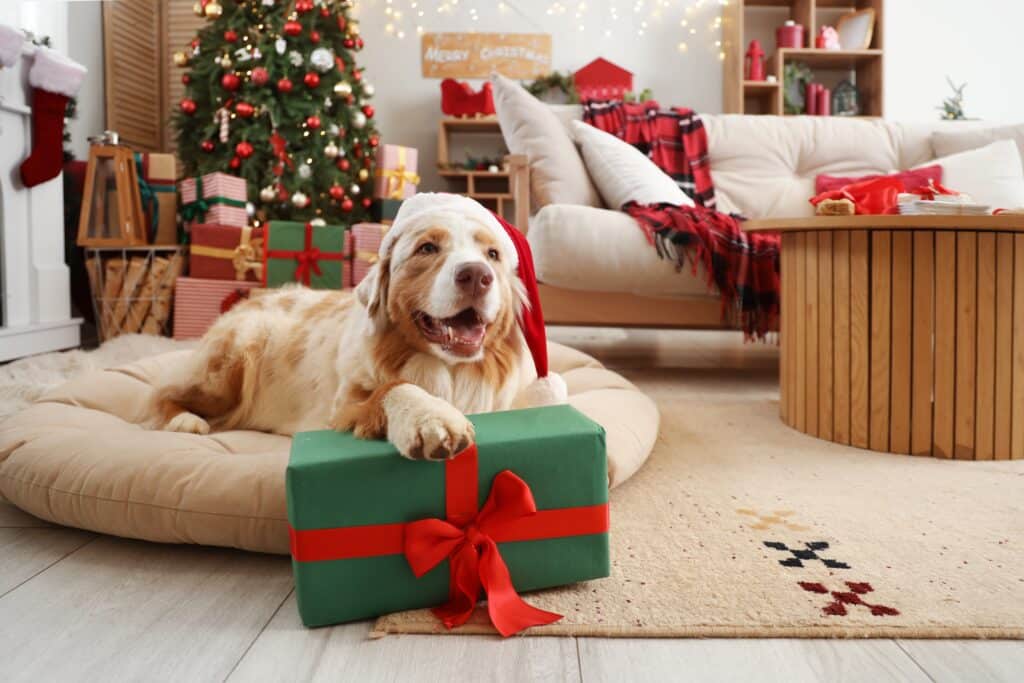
[{"x1": 677, "y1": 41, "x2": 688, "y2": 52}]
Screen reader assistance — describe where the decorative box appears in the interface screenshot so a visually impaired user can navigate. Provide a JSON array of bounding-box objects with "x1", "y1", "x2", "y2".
[
  {"x1": 179, "y1": 172, "x2": 248, "y2": 228},
  {"x1": 287, "y1": 405, "x2": 610, "y2": 635},
  {"x1": 351, "y1": 222, "x2": 389, "y2": 285},
  {"x1": 263, "y1": 221, "x2": 352, "y2": 289},
  {"x1": 189, "y1": 224, "x2": 264, "y2": 282},
  {"x1": 370, "y1": 198, "x2": 403, "y2": 224},
  {"x1": 373, "y1": 144, "x2": 419, "y2": 200},
  {"x1": 171, "y1": 276, "x2": 260, "y2": 340},
  {"x1": 134, "y1": 152, "x2": 178, "y2": 245}
]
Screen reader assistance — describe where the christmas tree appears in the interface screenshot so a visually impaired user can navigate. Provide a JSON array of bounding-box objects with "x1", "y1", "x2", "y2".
[{"x1": 173, "y1": 0, "x2": 379, "y2": 225}]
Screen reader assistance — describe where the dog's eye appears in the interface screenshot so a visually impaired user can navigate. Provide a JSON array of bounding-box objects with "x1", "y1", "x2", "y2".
[
  {"x1": 417, "y1": 242, "x2": 438, "y2": 255},
  {"x1": 487, "y1": 248, "x2": 500, "y2": 261}
]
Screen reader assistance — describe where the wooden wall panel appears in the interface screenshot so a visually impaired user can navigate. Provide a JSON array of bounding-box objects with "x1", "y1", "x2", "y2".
[
  {"x1": 806, "y1": 232, "x2": 820, "y2": 437},
  {"x1": 933, "y1": 233, "x2": 957, "y2": 459},
  {"x1": 795, "y1": 233, "x2": 808, "y2": 433},
  {"x1": 889, "y1": 232, "x2": 912, "y2": 454},
  {"x1": 1013, "y1": 235, "x2": 1024, "y2": 459},
  {"x1": 780, "y1": 236, "x2": 791, "y2": 425},
  {"x1": 832, "y1": 231, "x2": 851, "y2": 445},
  {"x1": 869, "y1": 231, "x2": 891, "y2": 452},
  {"x1": 818, "y1": 231, "x2": 834, "y2": 442},
  {"x1": 955, "y1": 232, "x2": 977, "y2": 460},
  {"x1": 849, "y1": 231, "x2": 870, "y2": 449},
  {"x1": 974, "y1": 233, "x2": 997, "y2": 460},
  {"x1": 994, "y1": 234, "x2": 1014, "y2": 460},
  {"x1": 911, "y1": 231, "x2": 934, "y2": 455}
]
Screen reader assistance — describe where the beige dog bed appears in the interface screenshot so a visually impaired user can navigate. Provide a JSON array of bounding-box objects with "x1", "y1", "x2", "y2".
[{"x1": 0, "y1": 343, "x2": 657, "y2": 555}]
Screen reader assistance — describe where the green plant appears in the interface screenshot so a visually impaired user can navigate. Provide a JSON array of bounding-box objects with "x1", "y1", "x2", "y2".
[
  {"x1": 937, "y1": 77, "x2": 967, "y2": 120},
  {"x1": 783, "y1": 62, "x2": 812, "y2": 115}
]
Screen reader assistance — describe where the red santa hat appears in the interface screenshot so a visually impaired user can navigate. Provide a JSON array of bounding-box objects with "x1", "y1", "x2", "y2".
[{"x1": 377, "y1": 193, "x2": 567, "y2": 406}]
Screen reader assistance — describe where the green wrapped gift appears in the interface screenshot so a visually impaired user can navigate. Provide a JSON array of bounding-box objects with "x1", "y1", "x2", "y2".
[
  {"x1": 370, "y1": 198, "x2": 403, "y2": 223},
  {"x1": 263, "y1": 221, "x2": 350, "y2": 289},
  {"x1": 287, "y1": 405, "x2": 610, "y2": 635}
]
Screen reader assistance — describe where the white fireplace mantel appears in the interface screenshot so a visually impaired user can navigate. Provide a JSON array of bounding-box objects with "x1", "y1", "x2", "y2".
[{"x1": 0, "y1": 39, "x2": 82, "y2": 361}]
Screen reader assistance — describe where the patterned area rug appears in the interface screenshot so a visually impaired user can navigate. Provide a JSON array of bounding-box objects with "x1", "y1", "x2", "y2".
[{"x1": 373, "y1": 399, "x2": 1024, "y2": 638}]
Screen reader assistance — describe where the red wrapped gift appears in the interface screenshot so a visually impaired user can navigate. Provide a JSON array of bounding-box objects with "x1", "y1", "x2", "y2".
[
  {"x1": 351, "y1": 222, "x2": 389, "y2": 285},
  {"x1": 172, "y1": 276, "x2": 260, "y2": 340},
  {"x1": 189, "y1": 224, "x2": 264, "y2": 282}
]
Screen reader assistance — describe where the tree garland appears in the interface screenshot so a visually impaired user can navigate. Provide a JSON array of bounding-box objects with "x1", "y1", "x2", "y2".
[{"x1": 523, "y1": 71, "x2": 579, "y2": 103}]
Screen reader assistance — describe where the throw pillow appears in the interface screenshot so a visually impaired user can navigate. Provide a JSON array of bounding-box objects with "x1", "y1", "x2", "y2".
[
  {"x1": 914, "y1": 139, "x2": 1024, "y2": 210},
  {"x1": 491, "y1": 74, "x2": 602, "y2": 209},
  {"x1": 815, "y1": 165, "x2": 943, "y2": 195},
  {"x1": 570, "y1": 120, "x2": 695, "y2": 209},
  {"x1": 931, "y1": 123, "x2": 1024, "y2": 168}
]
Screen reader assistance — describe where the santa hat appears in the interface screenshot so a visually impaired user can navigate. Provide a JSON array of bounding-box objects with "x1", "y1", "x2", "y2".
[{"x1": 376, "y1": 192, "x2": 567, "y2": 406}]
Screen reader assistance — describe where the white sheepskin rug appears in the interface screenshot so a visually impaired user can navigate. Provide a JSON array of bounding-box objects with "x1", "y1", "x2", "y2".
[{"x1": 0, "y1": 335, "x2": 194, "y2": 421}]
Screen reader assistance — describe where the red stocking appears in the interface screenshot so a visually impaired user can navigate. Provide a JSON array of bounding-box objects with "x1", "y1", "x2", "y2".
[{"x1": 19, "y1": 47, "x2": 87, "y2": 188}]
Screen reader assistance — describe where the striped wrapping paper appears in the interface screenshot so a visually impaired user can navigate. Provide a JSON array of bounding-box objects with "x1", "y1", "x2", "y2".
[
  {"x1": 179, "y1": 172, "x2": 249, "y2": 229},
  {"x1": 351, "y1": 222, "x2": 389, "y2": 286},
  {"x1": 172, "y1": 276, "x2": 261, "y2": 340}
]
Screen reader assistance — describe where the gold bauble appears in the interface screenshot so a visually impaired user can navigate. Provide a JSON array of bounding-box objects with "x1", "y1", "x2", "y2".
[
  {"x1": 348, "y1": 21, "x2": 360, "y2": 36},
  {"x1": 357, "y1": 168, "x2": 369, "y2": 182},
  {"x1": 204, "y1": 1, "x2": 223, "y2": 18},
  {"x1": 220, "y1": 55, "x2": 233, "y2": 68},
  {"x1": 192, "y1": 2, "x2": 205, "y2": 17},
  {"x1": 173, "y1": 51, "x2": 189, "y2": 67},
  {"x1": 333, "y1": 80, "x2": 352, "y2": 96}
]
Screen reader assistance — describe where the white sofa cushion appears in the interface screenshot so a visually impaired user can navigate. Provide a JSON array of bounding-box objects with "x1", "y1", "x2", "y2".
[
  {"x1": 528, "y1": 204, "x2": 716, "y2": 299},
  {"x1": 914, "y1": 139, "x2": 1024, "y2": 210},
  {"x1": 571, "y1": 120, "x2": 695, "y2": 209},
  {"x1": 932, "y1": 123, "x2": 1024, "y2": 167},
  {"x1": 491, "y1": 74, "x2": 602, "y2": 209}
]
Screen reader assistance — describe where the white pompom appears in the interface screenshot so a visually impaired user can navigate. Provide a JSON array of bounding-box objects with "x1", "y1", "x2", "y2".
[{"x1": 523, "y1": 372, "x2": 568, "y2": 407}]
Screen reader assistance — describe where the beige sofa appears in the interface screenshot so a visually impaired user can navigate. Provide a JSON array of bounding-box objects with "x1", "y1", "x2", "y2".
[{"x1": 513, "y1": 113, "x2": 999, "y2": 328}]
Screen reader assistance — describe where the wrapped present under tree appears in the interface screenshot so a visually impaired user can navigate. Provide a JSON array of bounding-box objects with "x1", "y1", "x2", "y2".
[
  {"x1": 134, "y1": 152, "x2": 178, "y2": 245},
  {"x1": 351, "y1": 222, "x2": 389, "y2": 286},
  {"x1": 179, "y1": 172, "x2": 248, "y2": 228},
  {"x1": 189, "y1": 224, "x2": 264, "y2": 282},
  {"x1": 263, "y1": 221, "x2": 352, "y2": 289},
  {"x1": 373, "y1": 144, "x2": 419, "y2": 200},
  {"x1": 287, "y1": 405, "x2": 610, "y2": 636}
]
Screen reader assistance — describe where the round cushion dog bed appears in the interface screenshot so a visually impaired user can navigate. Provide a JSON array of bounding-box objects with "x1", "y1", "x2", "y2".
[{"x1": 0, "y1": 343, "x2": 658, "y2": 555}]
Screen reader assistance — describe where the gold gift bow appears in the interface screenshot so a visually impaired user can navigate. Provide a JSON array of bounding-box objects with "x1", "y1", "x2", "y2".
[
  {"x1": 355, "y1": 250, "x2": 379, "y2": 265},
  {"x1": 190, "y1": 227, "x2": 264, "y2": 280},
  {"x1": 374, "y1": 147, "x2": 420, "y2": 199}
]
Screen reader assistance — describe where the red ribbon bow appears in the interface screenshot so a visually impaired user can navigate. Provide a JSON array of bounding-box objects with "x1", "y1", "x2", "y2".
[
  {"x1": 404, "y1": 464, "x2": 562, "y2": 636},
  {"x1": 263, "y1": 222, "x2": 345, "y2": 287},
  {"x1": 295, "y1": 245, "x2": 323, "y2": 284}
]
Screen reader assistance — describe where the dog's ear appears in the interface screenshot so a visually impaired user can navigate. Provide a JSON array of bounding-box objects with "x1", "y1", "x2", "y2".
[{"x1": 355, "y1": 256, "x2": 390, "y2": 332}]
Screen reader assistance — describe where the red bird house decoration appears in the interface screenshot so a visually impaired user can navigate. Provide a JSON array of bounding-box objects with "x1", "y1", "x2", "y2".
[
  {"x1": 573, "y1": 57, "x2": 633, "y2": 101},
  {"x1": 440, "y1": 78, "x2": 496, "y2": 117}
]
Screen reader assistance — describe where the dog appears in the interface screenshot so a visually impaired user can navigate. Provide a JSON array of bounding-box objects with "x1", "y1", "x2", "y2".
[{"x1": 151, "y1": 193, "x2": 565, "y2": 460}]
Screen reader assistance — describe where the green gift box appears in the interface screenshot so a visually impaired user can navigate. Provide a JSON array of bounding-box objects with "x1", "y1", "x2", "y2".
[
  {"x1": 370, "y1": 198, "x2": 403, "y2": 223},
  {"x1": 263, "y1": 221, "x2": 350, "y2": 289},
  {"x1": 287, "y1": 405, "x2": 610, "y2": 634}
]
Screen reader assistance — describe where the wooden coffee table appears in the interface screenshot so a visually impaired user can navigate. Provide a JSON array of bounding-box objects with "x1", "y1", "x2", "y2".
[{"x1": 745, "y1": 214, "x2": 1024, "y2": 460}]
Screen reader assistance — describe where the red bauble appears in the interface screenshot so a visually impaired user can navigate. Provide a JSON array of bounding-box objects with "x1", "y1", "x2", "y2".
[
  {"x1": 337, "y1": 16, "x2": 347, "y2": 31},
  {"x1": 337, "y1": 159, "x2": 350, "y2": 171},
  {"x1": 251, "y1": 67, "x2": 269, "y2": 86},
  {"x1": 221, "y1": 73, "x2": 241, "y2": 91},
  {"x1": 224, "y1": 29, "x2": 238, "y2": 43},
  {"x1": 363, "y1": 155, "x2": 372, "y2": 167},
  {"x1": 303, "y1": 72, "x2": 320, "y2": 88},
  {"x1": 180, "y1": 98, "x2": 197, "y2": 115},
  {"x1": 276, "y1": 77, "x2": 294, "y2": 93},
  {"x1": 334, "y1": 55, "x2": 345, "y2": 71},
  {"x1": 353, "y1": 70, "x2": 362, "y2": 82},
  {"x1": 283, "y1": 20, "x2": 302, "y2": 37},
  {"x1": 306, "y1": 115, "x2": 322, "y2": 129},
  {"x1": 340, "y1": 198, "x2": 354, "y2": 212},
  {"x1": 191, "y1": 38, "x2": 200, "y2": 49},
  {"x1": 200, "y1": 140, "x2": 215, "y2": 153},
  {"x1": 235, "y1": 101, "x2": 255, "y2": 117},
  {"x1": 361, "y1": 104, "x2": 374, "y2": 119},
  {"x1": 329, "y1": 185, "x2": 345, "y2": 200},
  {"x1": 235, "y1": 141, "x2": 254, "y2": 158},
  {"x1": 278, "y1": 185, "x2": 290, "y2": 201},
  {"x1": 229, "y1": 156, "x2": 241, "y2": 170},
  {"x1": 368, "y1": 135, "x2": 379, "y2": 148},
  {"x1": 295, "y1": 0, "x2": 314, "y2": 12},
  {"x1": 343, "y1": 38, "x2": 354, "y2": 49},
  {"x1": 320, "y1": 6, "x2": 330, "y2": 17},
  {"x1": 182, "y1": 74, "x2": 191, "y2": 85},
  {"x1": 362, "y1": 197, "x2": 372, "y2": 209},
  {"x1": 310, "y1": 30, "x2": 321, "y2": 44},
  {"x1": 356, "y1": 37, "x2": 364, "y2": 50}
]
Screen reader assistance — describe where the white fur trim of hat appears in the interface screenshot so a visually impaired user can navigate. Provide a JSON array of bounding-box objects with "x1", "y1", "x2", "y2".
[
  {"x1": 28, "y1": 47, "x2": 87, "y2": 98},
  {"x1": 380, "y1": 192, "x2": 518, "y2": 267},
  {"x1": 0, "y1": 24, "x2": 24, "y2": 69}
]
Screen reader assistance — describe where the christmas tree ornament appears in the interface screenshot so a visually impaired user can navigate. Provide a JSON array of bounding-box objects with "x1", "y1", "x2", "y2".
[
  {"x1": 229, "y1": 156, "x2": 241, "y2": 169},
  {"x1": 204, "y1": 1, "x2": 223, "y2": 18},
  {"x1": 192, "y1": 1, "x2": 205, "y2": 17},
  {"x1": 180, "y1": 98, "x2": 198, "y2": 115},
  {"x1": 362, "y1": 197, "x2": 372, "y2": 209},
  {"x1": 343, "y1": 38, "x2": 354, "y2": 49},
  {"x1": 306, "y1": 115, "x2": 321, "y2": 129},
  {"x1": 361, "y1": 104, "x2": 374, "y2": 118},
  {"x1": 329, "y1": 185, "x2": 344, "y2": 200},
  {"x1": 310, "y1": 47, "x2": 334, "y2": 72},
  {"x1": 357, "y1": 168, "x2": 369, "y2": 181},
  {"x1": 235, "y1": 141, "x2": 255, "y2": 158},
  {"x1": 262, "y1": 0, "x2": 275, "y2": 5},
  {"x1": 310, "y1": 217, "x2": 327, "y2": 227},
  {"x1": 337, "y1": 158, "x2": 350, "y2": 171},
  {"x1": 355, "y1": 37, "x2": 364, "y2": 50},
  {"x1": 289, "y1": 50, "x2": 304, "y2": 67},
  {"x1": 363, "y1": 82, "x2": 375, "y2": 97},
  {"x1": 235, "y1": 101, "x2": 255, "y2": 117},
  {"x1": 352, "y1": 69, "x2": 362, "y2": 82},
  {"x1": 201, "y1": 140, "x2": 215, "y2": 152},
  {"x1": 320, "y1": 6, "x2": 331, "y2": 18},
  {"x1": 246, "y1": 201, "x2": 256, "y2": 217},
  {"x1": 251, "y1": 66, "x2": 269, "y2": 86},
  {"x1": 215, "y1": 106, "x2": 231, "y2": 141},
  {"x1": 310, "y1": 31, "x2": 321, "y2": 45},
  {"x1": 352, "y1": 111, "x2": 366, "y2": 129},
  {"x1": 221, "y1": 73, "x2": 241, "y2": 91},
  {"x1": 303, "y1": 72, "x2": 320, "y2": 88},
  {"x1": 349, "y1": 21, "x2": 360, "y2": 35},
  {"x1": 278, "y1": 184, "x2": 290, "y2": 200},
  {"x1": 220, "y1": 54, "x2": 233, "y2": 68},
  {"x1": 328, "y1": 123, "x2": 340, "y2": 136},
  {"x1": 341, "y1": 197, "x2": 354, "y2": 212},
  {"x1": 324, "y1": 142, "x2": 339, "y2": 158},
  {"x1": 224, "y1": 30, "x2": 238, "y2": 43},
  {"x1": 349, "y1": 183, "x2": 361, "y2": 196},
  {"x1": 337, "y1": 16, "x2": 347, "y2": 31},
  {"x1": 333, "y1": 80, "x2": 352, "y2": 96},
  {"x1": 260, "y1": 185, "x2": 277, "y2": 202},
  {"x1": 283, "y1": 20, "x2": 302, "y2": 37},
  {"x1": 276, "y1": 77, "x2": 293, "y2": 93},
  {"x1": 182, "y1": 74, "x2": 191, "y2": 84},
  {"x1": 298, "y1": 163, "x2": 312, "y2": 179},
  {"x1": 173, "y1": 51, "x2": 190, "y2": 67},
  {"x1": 295, "y1": 0, "x2": 314, "y2": 12},
  {"x1": 291, "y1": 191, "x2": 309, "y2": 207},
  {"x1": 368, "y1": 135, "x2": 379, "y2": 147},
  {"x1": 275, "y1": 38, "x2": 287, "y2": 55}
]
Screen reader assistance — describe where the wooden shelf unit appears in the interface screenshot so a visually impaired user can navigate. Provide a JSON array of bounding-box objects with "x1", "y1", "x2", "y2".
[
  {"x1": 723, "y1": 0, "x2": 884, "y2": 116},
  {"x1": 436, "y1": 117, "x2": 529, "y2": 228}
]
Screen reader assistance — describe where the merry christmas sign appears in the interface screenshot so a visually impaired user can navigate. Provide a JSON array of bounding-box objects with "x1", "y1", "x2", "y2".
[{"x1": 421, "y1": 33, "x2": 551, "y2": 79}]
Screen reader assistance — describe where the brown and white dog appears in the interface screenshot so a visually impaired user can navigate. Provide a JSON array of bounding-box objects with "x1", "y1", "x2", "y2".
[{"x1": 152, "y1": 193, "x2": 566, "y2": 460}]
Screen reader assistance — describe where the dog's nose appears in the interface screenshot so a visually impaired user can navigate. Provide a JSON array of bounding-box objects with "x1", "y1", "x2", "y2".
[{"x1": 454, "y1": 262, "x2": 493, "y2": 297}]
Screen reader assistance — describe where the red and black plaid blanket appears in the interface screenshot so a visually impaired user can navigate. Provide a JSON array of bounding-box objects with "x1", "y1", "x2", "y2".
[{"x1": 582, "y1": 100, "x2": 780, "y2": 339}]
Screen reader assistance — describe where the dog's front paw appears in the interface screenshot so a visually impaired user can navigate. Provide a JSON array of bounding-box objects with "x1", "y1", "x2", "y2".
[
  {"x1": 164, "y1": 411, "x2": 211, "y2": 435},
  {"x1": 385, "y1": 386, "x2": 474, "y2": 461}
]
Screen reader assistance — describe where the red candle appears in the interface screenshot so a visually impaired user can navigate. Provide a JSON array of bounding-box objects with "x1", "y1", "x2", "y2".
[
  {"x1": 818, "y1": 87, "x2": 831, "y2": 116},
  {"x1": 805, "y1": 83, "x2": 819, "y2": 115}
]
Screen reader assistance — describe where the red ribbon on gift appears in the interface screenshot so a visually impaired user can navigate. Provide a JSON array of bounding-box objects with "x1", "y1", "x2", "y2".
[
  {"x1": 288, "y1": 445, "x2": 609, "y2": 636},
  {"x1": 263, "y1": 222, "x2": 345, "y2": 286}
]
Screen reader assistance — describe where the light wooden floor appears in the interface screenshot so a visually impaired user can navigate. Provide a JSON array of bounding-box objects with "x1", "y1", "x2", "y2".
[{"x1": 1, "y1": 329, "x2": 1021, "y2": 682}]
